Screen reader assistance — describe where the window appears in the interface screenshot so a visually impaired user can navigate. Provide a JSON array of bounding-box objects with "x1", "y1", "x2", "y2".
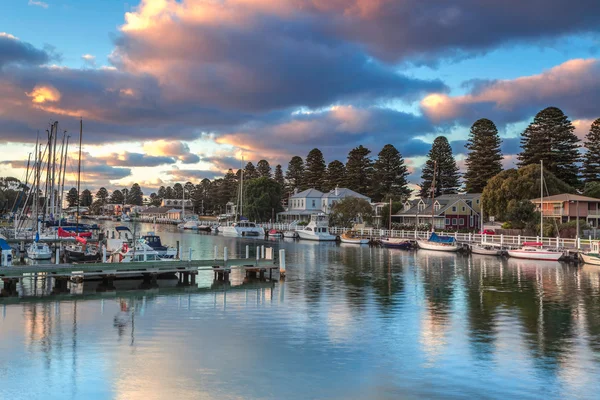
[
  {"x1": 459, "y1": 218, "x2": 464, "y2": 225},
  {"x1": 405, "y1": 203, "x2": 411, "y2": 211},
  {"x1": 470, "y1": 216, "x2": 474, "y2": 226},
  {"x1": 312, "y1": 200, "x2": 316, "y2": 208},
  {"x1": 445, "y1": 218, "x2": 450, "y2": 225},
  {"x1": 476, "y1": 199, "x2": 480, "y2": 204},
  {"x1": 452, "y1": 206, "x2": 457, "y2": 212},
  {"x1": 462, "y1": 206, "x2": 466, "y2": 212},
  {"x1": 452, "y1": 218, "x2": 457, "y2": 225},
  {"x1": 418, "y1": 203, "x2": 425, "y2": 212},
  {"x1": 434, "y1": 203, "x2": 440, "y2": 211}
]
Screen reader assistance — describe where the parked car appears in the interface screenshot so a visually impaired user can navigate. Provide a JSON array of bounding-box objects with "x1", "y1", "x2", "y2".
[{"x1": 480, "y1": 229, "x2": 496, "y2": 235}]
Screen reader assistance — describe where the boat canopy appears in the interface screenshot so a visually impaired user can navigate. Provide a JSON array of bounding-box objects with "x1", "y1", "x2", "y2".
[
  {"x1": 0, "y1": 238, "x2": 11, "y2": 251},
  {"x1": 429, "y1": 232, "x2": 455, "y2": 243}
]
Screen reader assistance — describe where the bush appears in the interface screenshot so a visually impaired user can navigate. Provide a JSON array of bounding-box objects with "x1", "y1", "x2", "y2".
[{"x1": 502, "y1": 221, "x2": 513, "y2": 229}]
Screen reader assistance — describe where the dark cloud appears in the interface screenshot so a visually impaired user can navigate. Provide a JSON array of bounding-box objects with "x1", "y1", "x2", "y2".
[
  {"x1": 0, "y1": 34, "x2": 50, "y2": 68},
  {"x1": 97, "y1": 152, "x2": 175, "y2": 167},
  {"x1": 166, "y1": 169, "x2": 222, "y2": 182}
]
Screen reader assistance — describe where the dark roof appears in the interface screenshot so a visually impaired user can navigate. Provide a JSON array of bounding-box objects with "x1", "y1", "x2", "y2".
[
  {"x1": 140, "y1": 207, "x2": 171, "y2": 214},
  {"x1": 531, "y1": 194, "x2": 600, "y2": 202}
]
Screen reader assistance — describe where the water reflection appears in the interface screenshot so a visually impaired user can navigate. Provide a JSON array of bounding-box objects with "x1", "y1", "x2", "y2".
[{"x1": 1, "y1": 223, "x2": 600, "y2": 399}]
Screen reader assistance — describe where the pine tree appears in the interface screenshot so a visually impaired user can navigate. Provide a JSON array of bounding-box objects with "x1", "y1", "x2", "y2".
[
  {"x1": 304, "y1": 148, "x2": 327, "y2": 191},
  {"x1": 464, "y1": 118, "x2": 503, "y2": 193},
  {"x1": 582, "y1": 118, "x2": 600, "y2": 184},
  {"x1": 274, "y1": 164, "x2": 285, "y2": 187},
  {"x1": 164, "y1": 186, "x2": 173, "y2": 199},
  {"x1": 128, "y1": 183, "x2": 143, "y2": 205},
  {"x1": 95, "y1": 187, "x2": 109, "y2": 205},
  {"x1": 79, "y1": 189, "x2": 93, "y2": 207},
  {"x1": 221, "y1": 169, "x2": 237, "y2": 205},
  {"x1": 157, "y1": 186, "x2": 166, "y2": 199},
  {"x1": 244, "y1": 162, "x2": 259, "y2": 180},
  {"x1": 518, "y1": 107, "x2": 580, "y2": 187},
  {"x1": 373, "y1": 144, "x2": 410, "y2": 201},
  {"x1": 256, "y1": 160, "x2": 272, "y2": 178},
  {"x1": 121, "y1": 188, "x2": 129, "y2": 204},
  {"x1": 173, "y1": 183, "x2": 184, "y2": 199},
  {"x1": 345, "y1": 145, "x2": 373, "y2": 195},
  {"x1": 325, "y1": 160, "x2": 346, "y2": 191},
  {"x1": 285, "y1": 156, "x2": 305, "y2": 191},
  {"x1": 184, "y1": 182, "x2": 195, "y2": 199},
  {"x1": 66, "y1": 187, "x2": 78, "y2": 207},
  {"x1": 109, "y1": 189, "x2": 124, "y2": 204},
  {"x1": 419, "y1": 136, "x2": 460, "y2": 198}
]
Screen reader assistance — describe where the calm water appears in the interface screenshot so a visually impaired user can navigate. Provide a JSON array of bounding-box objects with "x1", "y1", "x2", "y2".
[{"x1": 2, "y1": 222, "x2": 600, "y2": 399}]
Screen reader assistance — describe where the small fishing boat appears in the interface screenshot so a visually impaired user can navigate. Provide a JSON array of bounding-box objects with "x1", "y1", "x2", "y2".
[
  {"x1": 64, "y1": 237, "x2": 101, "y2": 262},
  {"x1": 417, "y1": 232, "x2": 459, "y2": 252},
  {"x1": 110, "y1": 240, "x2": 175, "y2": 263},
  {"x1": 121, "y1": 214, "x2": 131, "y2": 222},
  {"x1": 283, "y1": 231, "x2": 298, "y2": 238},
  {"x1": 580, "y1": 241, "x2": 600, "y2": 266},
  {"x1": 340, "y1": 231, "x2": 369, "y2": 244},
  {"x1": 380, "y1": 237, "x2": 411, "y2": 249},
  {"x1": 27, "y1": 241, "x2": 53, "y2": 260},
  {"x1": 220, "y1": 221, "x2": 264, "y2": 237},
  {"x1": 471, "y1": 243, "x2": 503, "y2": 256},
  {"x1": 296, "y1": 214, "x2": 337, "y2": 241},
  {"x1": 268, "y1": 229, "x2": 283, "y2": 238},
  {"x1": 141, "y1": 233, "x2": 178, "y2": 259}
]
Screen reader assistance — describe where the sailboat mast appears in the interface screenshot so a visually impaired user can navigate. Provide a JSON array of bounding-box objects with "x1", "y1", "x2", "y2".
[
  {"x1": 182, "y1": 182, "x2": 185, "y2": 218},
  {"x1": 76, "y1": 119, "x2": 82, "y2": 231},
  {"x1": 51, "y1": 121, "x2": 58, "y2": 218},
  {"x1": 388, "y1": 198, "x2": 392, "y2": 230},
  {"x1": 540, "y1": 160, "x2": 543, "y2": 240},
  {"x1": 430, "y1": 160, "x2": 437, "y2": 232},
  {"x1": 239, "y1": 155, "x2": 244, "y2": 221}
]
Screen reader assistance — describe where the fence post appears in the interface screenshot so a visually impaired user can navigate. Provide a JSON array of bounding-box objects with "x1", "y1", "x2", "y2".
[
  {"x1": 246, "y1": 245, "x2": 250, "y2": 259},
  {"x1": 556, "y1": 236, "x2": 559, "y2": 249},
  {"x1": 279, "y1": 249, "x2": 286, "y2": 277},
  {"x1": 518, "y1": 235, "x2": 521, "y2": 245},
  {"x1": 577, "y1": 237, "x2": 581, "y2": 250},
  {"x1": 500, "y1": 234, "x2": 504, "y2": 246}
]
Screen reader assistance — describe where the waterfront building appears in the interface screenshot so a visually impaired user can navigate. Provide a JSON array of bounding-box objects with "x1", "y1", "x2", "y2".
[
  {"x1": 530, "y1": 193, "x2": 600, "y2": 227},
  {"x1": 277, "y1": 187, "x2": 372, "y2": 222},
  {"x1": 161, "y1": 198, "x2": 193, "y2": 209},
  {"x1": 393, "y1": 193, "x2": 482, "y2": 230}
]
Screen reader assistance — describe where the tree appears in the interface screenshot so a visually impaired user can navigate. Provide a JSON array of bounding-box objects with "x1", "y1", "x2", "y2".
[
  {"x1": 95, "y1": 187, "x2": 109, "y2": 205},
  {"x1": 304, "y1": 148, "x2": 326, "y2": 191},
  {"x1": 464, "y1": 119, "x2": 503, "y2": 193},
  {"x1": 584, "y1": 181, "x2": 600, "y2": 199},
  {"x1": 184, "y1": 182, "x2": 195, "y2": 199},
  {"x1": 419, "y1": 136, "x2": 460, "y2": 198},
  {"x1": 173, "y1": 183, "x2": 184, "y2": 199},
  {"x1": 325, "y1": 160, "x2": 346, "y2": 192},
  {"x1": 256, "y1": 160, "x2": 272, "y2": 178},
  {"x1": 373, "y1": 144, "x2": 410, "y2": 201},
  {"x1": 274, "y1": 164, "x2": 285, "y2": 188},
  {"x1": 380, "y1": 201, "x2": 404, "y2": 229},
  {"x1": 157, "y1": 186, "x2": 167, "y2": 199},
  {"x1": 244, "y1": 162, "x2": 259, "y2": 180},
  {"x1": 285, "y1": 156, "x2": 305, "y2": 191},
  {"x1": 518, "y1": 107, "x2": 580, "y2": 187},
  {"x1": 109, "y1": 189, "x2": 124, "y2": 204},
  {"x1": 329, "y1": 197, "x2": 374, "y2": 228},
  {"x1": 193, "y1": 178, "x2": 211, "y2": 214},
  {"x1": 164, "y1": 186, "x2": 173, "y2": 199},
  {"x1": 505, "y1": 200, "x2": 539, "y2": 230},
  {"x1": 244, "y1": 177, "x2": 283, "y2": 222},
  {"x1": 90, "y1": 199, "x2": 103, "y2": 215},
  {"x1": 345, "y1": 145, "x2": 373, "y2": 195},
  {"x1": 482, "y1": 164, "x2": 575, "y2": 221},
  {"x1": 221, "y1": 169, "x2": 237, "y2": 206},
  {"x1": 149, "y1": 192, "x2": 162, "y2": 207},
  {"x1": 128, "y1": 183, "x2": 143, "y2": 205},
  {"x1": 121, "y1": 188, "x2": 129, "y2": 204},
  {"x1": 66, "y1": 187, "x2": 78, "y2": 207},
  {"x1": 79, "y1": 189, "x2": 93, "y2": 207},
  {"x1": 582, "y1": 118, "x2": 600, "y2": 184}
]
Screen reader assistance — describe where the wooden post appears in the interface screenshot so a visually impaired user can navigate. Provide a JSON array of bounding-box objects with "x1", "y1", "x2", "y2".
[
  {"x1": 188, "y1": 247, "x2": 192, "y2": 261},
  {"x1": 261, "y1": 245, "x2": 265, "y2": 259},
  {"x1": 223, "y1": 247, "x2": 228, "y2": 269},
  {"x1": 55, "y1": 247, "x2": 60, "y2": 265},
  {"x1": 102, "y1": 245, "x2": 107, "y2": 263},
  {"x1": 176, "y1": 240, "x2": 180, "y2": 259},
  {"x1": 279, "y1": 249, "x2": 286, "y2": 277},
  {"x1": 246, "y1": 245, "x2": 250, "y2": 259},
  {"x1": 214, "y1": 245, "x2": 218, "y2": 260}
]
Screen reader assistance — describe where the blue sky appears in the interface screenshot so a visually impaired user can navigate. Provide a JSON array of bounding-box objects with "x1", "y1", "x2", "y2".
[{"x1": 1, "y1": 0, "x2": 599, "y2": 191}]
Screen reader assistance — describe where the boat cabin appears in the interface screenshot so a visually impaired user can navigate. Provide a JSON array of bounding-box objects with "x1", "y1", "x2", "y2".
[
  {"x1": 235, "y1": 221, "x2": 257, "y2": 228},
  {"x1": 142, "y1": 234, "x2": 165, "y2": 250}
]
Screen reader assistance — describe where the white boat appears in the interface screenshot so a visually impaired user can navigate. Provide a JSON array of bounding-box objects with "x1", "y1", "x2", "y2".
[
  {"x1": 27, "y1": 242, "x2": 53, "y2": 260},
  {"x1": 296, "y1": 214, "x2": 337, "y2": 241},
  {"x1": 121, "y1": 214, "x2": 131, "y2": 222},
  {"x1": 507, "y1": 242, "x2": 563, "y2": 261},
  {"x1": 507, "y1": 161, "x2": 563, "y2": 262},
  {"x1": 340, "y1": 231, "x2": 369, "y2": 244},
  {"x1": 471, "y1": 243, "x2": 504, "y2": 256},
  {"x1": 417, "y1": 232, "x2": 459, "y2": 252},
  {"x1": 380, "y1": 237, "x2": 411, "y2": 249},
  {"x1": 109, "y1": 239, "x2": 175, "y2": 263},
  {"x1": 220, "y1": 221, "x2": 265, "y2": 237},
  {"x1": 581, "y1": 241, "x2": 600, "y2": 266},
  {"x1": 283, "y1": 230, "x2": 298, "y2": 238}
]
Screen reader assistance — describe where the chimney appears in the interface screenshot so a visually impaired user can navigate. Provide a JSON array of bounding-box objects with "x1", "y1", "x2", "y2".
[
  {"x1": 335, "y1": 187, "x2": 339, "y2": 196},
  {"x1": 294, "y1": 188, "x2": 298, "y2": 195}
]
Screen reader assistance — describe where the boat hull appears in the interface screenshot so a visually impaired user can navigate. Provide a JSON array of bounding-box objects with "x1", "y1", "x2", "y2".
[
  {"x1": 283, "y1": 231, "x2": 298, "y2": 238},
  {"x1": 506, "y1": 249, "x2": 562, "y2": 261},
  {"x1": 417, "y1": 240, "x2": 458, "y2": 252},
  {"x1": 471, "y1": 246, "x2": 502, "y2": 256},
  {"x1": 340, "y1": 237, "x2": 369, "y2": 244},
  {"x1": 380, "y1": 238, "x2": 411, "y2": 249},
  {"x1": 580, "y1": 253, "x2": 600, "y2": 266},
  {"x1": 220, "y1": 227, "x2": 264, "y2": 237},
  {"x1": 296, "y1": 231, "x2": 337, "y2": 241}
]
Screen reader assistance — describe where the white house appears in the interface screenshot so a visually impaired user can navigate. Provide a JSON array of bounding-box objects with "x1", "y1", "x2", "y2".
[{"x1": 277, "y1": 187, "x2": 372, "y2": 222}]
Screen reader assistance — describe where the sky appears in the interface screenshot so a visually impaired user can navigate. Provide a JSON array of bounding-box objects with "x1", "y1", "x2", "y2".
[{"x1": 1, "y1": 0, "x2": 600, "y2": 194}]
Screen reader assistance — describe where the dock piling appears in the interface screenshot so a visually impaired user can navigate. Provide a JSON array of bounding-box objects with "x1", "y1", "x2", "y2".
[
  {"x1": 214, "y1": 245, "x2": 218, "y2": 260},
  {"x1": 261, "y1": 245, "x2": 265, "y2": 259},
  {"x1": 102, "y1": 245, "x2": 107, "y2": 263},
  {"x1": 224, "y1": 247, "x2": 228, "y2": 269},
  {"x1": 279, "y1": 249, "x2": 286, "y2": 277},
  {"x1": 246, "y1": 245, "x2": 250, "y2": 259},
  {"x1": 188, "y1": 247, "x2": 193, "y2": 261},
  {"x1": 55, "y1": 248, "x2": 60, "y2": 265}
]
